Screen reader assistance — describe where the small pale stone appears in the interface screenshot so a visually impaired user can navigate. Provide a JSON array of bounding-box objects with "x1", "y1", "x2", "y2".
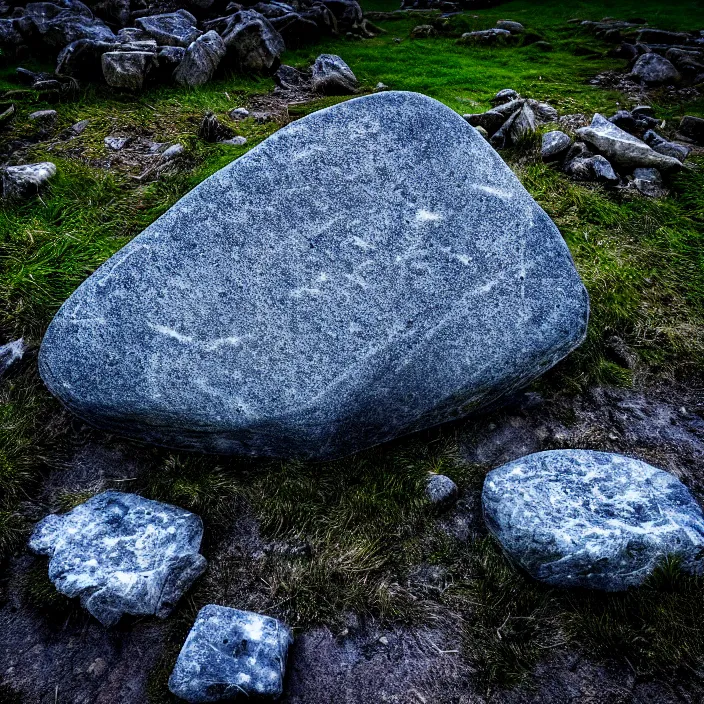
[
  {"x1": 161, "y1": 143, "x2": 185, "y2": 160},
  {"x1": 29, "y1": 109, "x2": 57, "y2": 123},
  {"x1": 426, "y1": 474, "x2": 458, "y2": 506},
  {"x1": 0, "y1": 338, "x2": 26, "y2": 377},
  {"x1": 168, "y1": 605, "x2": 292, "y2": 701},
  {"x1": 219, "y1": 136, "x2": 247, "y2": 146}
]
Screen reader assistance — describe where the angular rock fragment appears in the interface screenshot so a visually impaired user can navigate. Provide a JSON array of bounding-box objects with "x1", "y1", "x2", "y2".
[
  {"x1": 2, "y1": 162, "x2": 56, "y2": 199},
  {"x1": 102, "y1": 50, "x2": 158, "y2": 90},
  {"x1": 29, "y1": 109, "x2": 58, "y2": 124},
  {"x1": 269, "y1": 12, "x2": 320, "y2": 48},
  {"x1": 459, "y1": 28, "x2": 511, "y2": 44},
  {"x1": 0, "y1": 338, "x2": 27, "y2": 377},
  {"x1": 39, "y1": 92, "x2": 589, "y2": 459},
  {"x1": 577, "y1": 113, "x2": 682, "y2": 172},
  {"x1": 173, "y1": 31, "x2": 225, "y2": 88},
  {"x1": 633, "y1": 167, "x2": 666, "y2": 197},
  {"x1": 56, "y1": 38, "x2": 118, "y2": 80},
  {"x1": 221, "y1": 10, "x2": 284, "y2": 75},
  {"x1": 541, "y1": 130, "x2": 572, "y2": 162},
  {"x1": 564, "y1": 154, "x2": 618, "y2": 183},
  {"x1": 643, "y1": 130, "x2": 691, "y2": 162},
  {"x1": 29, "y1": 491, "x2": 206, "y2": 627},
  {"x1": 483, "y1": 450, "x2": 704, "y2": 590},
  {"x1": 491, "y1": 88, "x2": 519, "y2": 105},
  {"x1": 631, "y1": 53, "x2": 680, "y2": 86},
  {"x1": 169, "y1": 605, "x2": 293, "y2": 701},
  {"x1": 311, "y1": 53, "x2": 357, "y2": 94},
  {"x1": 496, "y1": 20, "x2": 524, "y2": 33},
  {"x1": 135, "y1": 11, "x2": 201, "y2": 48},
  {"x1": 410, "y1": 24, "x2": 436, "y2": 39}
]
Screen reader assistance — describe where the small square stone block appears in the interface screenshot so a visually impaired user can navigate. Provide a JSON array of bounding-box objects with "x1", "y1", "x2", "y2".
[{"x1": 169, "y1": 605, "x2": 293, "y2": 702}]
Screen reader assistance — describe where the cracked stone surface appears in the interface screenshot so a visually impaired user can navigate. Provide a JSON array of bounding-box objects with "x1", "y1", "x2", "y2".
[
  {"x1": 38, "y1": 91, "x2": 588, "y2": 459},
  {"x1": 29, "y1": 491, "x2": 207, "y2": 626},
  {"x1": 169, "y1": 605, "x2": 293, "y2": 702},
  {"x1": 482, "y1": 449, "x2": 704, "y2": 590}
]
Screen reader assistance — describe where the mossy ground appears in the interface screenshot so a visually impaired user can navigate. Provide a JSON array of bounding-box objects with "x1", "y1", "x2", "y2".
[{"x1": 1, "y1": 0, "x2": 704, "y2": 699}]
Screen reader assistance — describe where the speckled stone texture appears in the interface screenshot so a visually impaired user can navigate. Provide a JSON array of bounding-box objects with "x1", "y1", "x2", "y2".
[
  {"x1": 169, "y1": 605, "x2": 293, "y2": 702},
  {"x1": 39, "y1": 91, "x2": 589, "y2": 459},
  {"x1": 482, "y1": 450, "x2": 704, "y2": 591},
  {"x1": 29, "y1": 491, "x2": 206, "y2": 626}
]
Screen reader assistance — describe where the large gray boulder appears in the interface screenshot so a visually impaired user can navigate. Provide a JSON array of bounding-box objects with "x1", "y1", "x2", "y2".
[
  {"x1": 169, "y1": 605, "x2": 293, "y2": 702},
  {"x1": 577, "y1": 114, "x2": 683, "y2": 173},
  {"x1": 38, "y1": 91, "x2": 589, "y2": 459},
  {"x1": 29, "y1": 491, "x2": 206, "y2": 626},
  {"x1": 173, "y1": 31, "x2": 226, "y2": 88},
  {"x1": 483, "y1": 450, "x2": 704, "y2": 590},
  {"x1": 135, "y1": 10, "x2": 201, "y2": 48}
]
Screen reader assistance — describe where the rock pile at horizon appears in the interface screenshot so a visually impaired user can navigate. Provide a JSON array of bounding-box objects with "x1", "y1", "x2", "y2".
[{"x1": 39, "y1": 91, "x2": 589, "y2": 459}]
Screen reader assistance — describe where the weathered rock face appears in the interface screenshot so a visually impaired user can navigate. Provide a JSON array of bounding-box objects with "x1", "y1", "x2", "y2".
[
  {"x1": 102, "y1": 50, "x2": 158, "y2": 90},
  {"x1": 0, "y1": 338, "x2": 27, "y2": 377},
  {"x1": 631, "y1": 52, "x2": 681, "y2": 86},
  {"x1": 482, "y1": 450, "x2": 704, "y2": 591},
  {"x1": 220, "y1": 10, "x2": 284, "y2": 74},
  {"x1": 2, "y1": 162, "x2": 56, "y2": 199},
  {"x1": 642, "y1": 130, "x2": 691, "y2": 162},
  {"x1": 135, "y1": 10, "x2": 201, "y2": 48},
  {"x1": 173, "y1": 30, "x2": 225, "y2": 88},
  {"x1": 577, "y1": 114, "x2": 683, "y2": 173},
  {"x1": 311, "y1": 53, "x2": 358, "y2": 94},
  {"x1": 169, "y1": 605, "x2": 293, "y2": 702},
  {"x1": 541, "y1": 131, "x2": 572, "y2": 162},
  {"x1": 29, "y1": 491, "x2": 207, "y2": 627},
  {"x1": 39, "y1": 91, "x2": 589, "y2": 459}
]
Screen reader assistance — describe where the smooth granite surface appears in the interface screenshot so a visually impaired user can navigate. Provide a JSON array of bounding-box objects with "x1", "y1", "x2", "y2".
[
  {"x1": 39, "y1": 91, "x2": 589, "y2": 459},
  {"x1": 29, "y1": 491, "x2": 206, "y2": 626},
  {"x1": 482, "y1": 450, "x2": 704, "y2": 590}
]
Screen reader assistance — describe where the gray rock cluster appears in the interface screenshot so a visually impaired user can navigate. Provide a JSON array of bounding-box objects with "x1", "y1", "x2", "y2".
[
  {"x1": 29, "y1": 491, "x2": 207, "y2": 626},
  {"x1": 581, "y1": 18, "x2": 704, "y2": 89},
  {"x1": 38, "y1": 90, "x2": 588, "y2": 459},
  {"x1": 0, "y1": 0, "x2": 375, "y2": 89},
  {"x1": 169, "y1": 605, "x2": 293, "y2": 701},
  {"x1": 541, "y1": 109, "x2": 691, "y2": 195},
  {"x1": 464, "y1": 90, "x2": 558, "y2": 149},
  {"x1": 483, "y1": 450, "x2": 704, "y2": 590},
  {"x1": 466, "y1": 86, "x2": 693, "y2": 195}
]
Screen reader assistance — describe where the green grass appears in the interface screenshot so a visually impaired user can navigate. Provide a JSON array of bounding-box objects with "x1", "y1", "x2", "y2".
[{"x1": 1, "y1": 0, "x2": 704, "y2": 697}]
